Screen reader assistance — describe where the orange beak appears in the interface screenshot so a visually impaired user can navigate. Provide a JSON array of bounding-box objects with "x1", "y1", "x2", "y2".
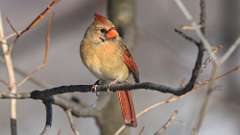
[{"x1": 106, "y1": 28, "x2": 118, "y2": 39}]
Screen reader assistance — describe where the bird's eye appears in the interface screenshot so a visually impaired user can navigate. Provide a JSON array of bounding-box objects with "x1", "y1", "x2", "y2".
[{"x1": 100, "y1": 28, "x2": 107, "y2": 33}]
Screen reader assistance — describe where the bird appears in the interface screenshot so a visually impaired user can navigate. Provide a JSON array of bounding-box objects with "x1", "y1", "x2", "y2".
[{"x1": 80, "y1": 13, "x2": 139, "y2": 127}]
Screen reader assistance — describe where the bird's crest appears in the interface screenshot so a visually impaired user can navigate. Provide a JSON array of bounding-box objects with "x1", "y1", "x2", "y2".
[{"x1": 94, "y1": 13, "x2": 109, "y2": 25}]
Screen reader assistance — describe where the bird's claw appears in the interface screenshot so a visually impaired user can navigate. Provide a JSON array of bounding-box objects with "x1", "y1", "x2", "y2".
[
  {"x1": 91, "y1": 84, "x2": 100, "y2": 96},
  {"x1": 107, "y1": 80, "x2": 118, "y2": 93}
]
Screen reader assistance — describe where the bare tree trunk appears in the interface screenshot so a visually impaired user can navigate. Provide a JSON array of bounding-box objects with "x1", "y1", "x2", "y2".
[
  {"x1": 95, "y1": 94, "x2": 129, "y2": 135},
  {"x1": 107, "y1": 0, "x2": 136, "y2": 48}
]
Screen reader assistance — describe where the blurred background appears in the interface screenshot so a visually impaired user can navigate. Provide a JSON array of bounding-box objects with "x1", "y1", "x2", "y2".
[{"x1": 0, "y1": 0, "x2": 239, "y2": 135}]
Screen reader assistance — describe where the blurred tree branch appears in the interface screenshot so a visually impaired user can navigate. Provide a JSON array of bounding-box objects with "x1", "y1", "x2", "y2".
[
  {"x1": 153, "y1": 110, "x2": 178, "y2": 135},
  {"x1": 107, "y1": 0, "x2": 136, "y2": 48}
]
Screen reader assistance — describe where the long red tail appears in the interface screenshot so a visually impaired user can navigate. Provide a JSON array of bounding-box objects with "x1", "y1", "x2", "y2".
[{"x1": 116, "y1": 91, "x2": 137, "y2": 127}]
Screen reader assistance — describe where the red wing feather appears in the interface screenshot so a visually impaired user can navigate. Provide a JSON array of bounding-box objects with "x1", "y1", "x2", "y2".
[{"x1": 122, "y1": 50, "x2": 139, "y2": 82}]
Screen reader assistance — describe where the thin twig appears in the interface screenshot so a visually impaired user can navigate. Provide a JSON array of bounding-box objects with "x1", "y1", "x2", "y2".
[
  {"x1": 5, "y1": 33, "x2": 18, "y2": 40},
  {"x1": 193, "y1": 63, "x2": 218, "y2": 135},
  {"x1": 0, "y1": 57, "x2": 48, "y2": 88},
  {"x1": 9, "y1": 0, "x2": 59, "y2": 53},
  {"x1": 173, "y1": 0, "x2": 217, "y2": 62},
  {"x1": 40, "y1": 126, "x2": 51, "y2": 135},
  {"x1": 114, "y1": 96, "x2": 179, "y2": 135},
  {"x1": 153, "y1": 110, "x2": 178, "y2": 135},
  {"x1": 114, "y1": 125, "x2": 126, "y2": 135},
  {"x1": 199, "y1": 0, "x2": 206, "y2": 34},
  {"x1": 18, "y1": 0, "x2": 59, "y2": 38},
  {"x1": 5, "y1": 16, "x2": 19, "y2": 36},
  {"x1": 65, "y1": 109, "x2": 80, "y2": 135},
  {"x1": 174, "y1": 28, "x2": 200, "y2": 46},
  {"x1": 0, "y1": 11, "x2": 18, "y2": 135},
  {"x1": 219, "y1": 37, "x2": 240, "y2": 64},
  {"x1": 17, "y1": 13, "x2": 53, "y2": 87},
  {"x1": 137, "y1": 126, "x2": 145, "y2": 135},
  {"x1": 213, "y1": 65, "x2": 240, "y2": 80},
  {"x1": 136, "y1": 96, "x2": 177, "y2": 118}
]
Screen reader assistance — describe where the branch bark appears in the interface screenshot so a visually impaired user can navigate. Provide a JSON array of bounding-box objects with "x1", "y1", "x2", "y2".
[{"x1": 0, "y1": 11, "x2": 18, "y2": 135}]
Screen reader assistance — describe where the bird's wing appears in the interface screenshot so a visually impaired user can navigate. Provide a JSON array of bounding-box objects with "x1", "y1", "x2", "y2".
[{"x1": 120, "y1": 42, "x2": 139, "y2": 83}]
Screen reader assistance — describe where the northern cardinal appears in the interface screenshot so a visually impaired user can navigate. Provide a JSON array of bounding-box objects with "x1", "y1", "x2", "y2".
[{"x1": 80, "y1": 13, "x2": 139, "y2": 127}]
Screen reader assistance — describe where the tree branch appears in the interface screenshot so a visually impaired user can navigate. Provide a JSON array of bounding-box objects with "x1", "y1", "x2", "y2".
[
  {"x1": 40, "y1": 98, "x2": 53, "y2": 135},
  {"x1": 153, "y1": 110, "x2": 178, "y2": 135},
  {"x1": 65, "y1": 109, "x2": 80, "y2": 135},
  {"x1": 173, "y1": 0, "x2": 217, "y2": 61},
  {"x1": 0, "y1": 11, "x2": 18, "y2": 135}
]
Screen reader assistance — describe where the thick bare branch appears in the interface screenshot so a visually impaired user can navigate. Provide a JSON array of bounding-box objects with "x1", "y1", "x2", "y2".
[{"x1": 40, "y1": 99, "x2": 53, "y2": 135}]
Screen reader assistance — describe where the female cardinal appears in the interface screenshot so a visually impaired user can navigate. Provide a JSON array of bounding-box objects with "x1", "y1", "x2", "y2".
[{"x1": 80, "y1": 13, "x2": 139, "y2": 127}]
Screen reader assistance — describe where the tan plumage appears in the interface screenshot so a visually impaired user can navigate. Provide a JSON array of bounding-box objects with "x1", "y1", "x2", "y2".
[
  {"x1": 80, "y1": 40, "x2": 129, "y2": 82},
  {"x1": 80, "y1": 13, "x2": 139, "y2": 127}
]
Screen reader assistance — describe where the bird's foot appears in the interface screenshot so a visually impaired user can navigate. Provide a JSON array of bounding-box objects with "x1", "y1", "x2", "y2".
[
  {"x1": 108, "y1": 80, "x2": 118, "y2": 93},
  {"x1": 91, "y1": 84, "x2": 100, "y2": 96},
  {"x1": 91, "y1": 84, "x2": 97, "y2": 92},
  {"x1": 91, "y1": 80, "x2": 101, "y2": 96}
]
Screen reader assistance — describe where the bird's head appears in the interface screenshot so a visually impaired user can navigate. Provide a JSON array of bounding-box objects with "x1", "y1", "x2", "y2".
[{"x1": 84, "y1": 13, "x2": 120, "y2": 44}]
